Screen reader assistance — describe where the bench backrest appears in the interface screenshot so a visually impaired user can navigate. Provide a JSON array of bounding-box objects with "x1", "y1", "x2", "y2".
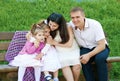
[
  {"x1": 0, "y1": 31, "x2": 28, "y2": 62},
  {"x1": 0, "y1": 32, "x2": 120, "y2": 63},
  {"x1": 0, "y1": 32, "x2": 14, "y2": 62}
]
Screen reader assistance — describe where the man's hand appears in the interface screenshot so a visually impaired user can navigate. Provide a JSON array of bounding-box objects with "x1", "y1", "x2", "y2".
[{"x1": 80, "y1": 53, "x2": 91, "y2": 64}]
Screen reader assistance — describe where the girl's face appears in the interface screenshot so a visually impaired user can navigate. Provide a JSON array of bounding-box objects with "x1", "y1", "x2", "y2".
[
  {"x1": 48, "y1": 20, "x2": 59, "y2": 31},
  {"x1": 44, "y1": 27, "x2": 50, "y2": 38},
  {"x1": 35, "y1": 32, "x2": 45, "y2": 42}
]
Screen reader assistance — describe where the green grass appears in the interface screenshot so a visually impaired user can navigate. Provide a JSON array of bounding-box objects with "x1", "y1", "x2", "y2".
[{"x1": 0, "y1": 0, "x2": 120, "y2": 80}]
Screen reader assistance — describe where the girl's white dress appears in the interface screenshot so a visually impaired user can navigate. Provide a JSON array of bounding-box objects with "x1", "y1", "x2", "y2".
[
  {"x1": 9, "y1": 53, "x2": 43, "y2": 67},
  {"x1": 54, "y1": 31, "x2": 80, "y2": 68},
  {"x1": 9, "y1": 37, "x2": 43, "y2": 67},
  {"x1": 41, "y1": 44, "x2": 61, "y2": 72}
]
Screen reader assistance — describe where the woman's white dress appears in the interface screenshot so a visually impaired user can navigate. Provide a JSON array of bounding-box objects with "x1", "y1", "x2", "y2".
[{"x1": 54, "y1": 31, "x2": 80, "y2": 68}]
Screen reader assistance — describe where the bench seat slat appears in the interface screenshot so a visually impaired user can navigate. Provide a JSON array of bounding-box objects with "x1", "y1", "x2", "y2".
[
  {"x1": 0, "y1": 65, "x2": 18, "y2": 72},
  {"x1": 0, "y1": 57, "x2": 119, "y2": 72},
  {"x1": 107, "y1": 56, "x2": 120, "y2": 63}
]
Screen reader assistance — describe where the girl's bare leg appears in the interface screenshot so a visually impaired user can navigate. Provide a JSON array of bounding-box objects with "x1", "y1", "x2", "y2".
[
  {"x1": 53, "y1": 70, "x2": 59, "y2": 81},
  {"x1": 44, "y1": 71, "x2": 50, "y2": 76},
  {"x1": 44, "y1": 71, "x2": 53, "y2": 81}
]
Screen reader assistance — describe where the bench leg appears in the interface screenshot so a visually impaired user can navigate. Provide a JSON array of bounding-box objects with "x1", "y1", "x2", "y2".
[
  {"x1": 0, "y1": 72, "x2": 17, "y2": 81},
  {"x1": 7, "y1": 72, "x2": 18, "y2": 81}
]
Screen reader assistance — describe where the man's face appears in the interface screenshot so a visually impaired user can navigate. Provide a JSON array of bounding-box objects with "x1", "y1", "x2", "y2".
[{"x1": 70, "y1": 11, "x2": 85, "y2": 28}]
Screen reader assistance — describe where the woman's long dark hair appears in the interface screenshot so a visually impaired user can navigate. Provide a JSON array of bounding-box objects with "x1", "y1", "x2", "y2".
[{"x1": 47, "y1": 13, "x2": 69, "y2": 44}]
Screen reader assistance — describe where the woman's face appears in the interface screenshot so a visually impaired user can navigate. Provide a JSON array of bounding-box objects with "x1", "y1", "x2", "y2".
[{"x1": 48, "y1": 20, "x2": 59, "y2": 31}]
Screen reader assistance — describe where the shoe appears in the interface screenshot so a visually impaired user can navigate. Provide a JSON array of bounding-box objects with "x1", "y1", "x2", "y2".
[
  {"x1": 53, "y1": 78, "x2": 59, "y2": 81},
  {"x1": 49, "y1": 79, "x2": 54, "y2": 81},
  {"x1": 45, "y1": 78, "x2": 54, "y2": 81},
  {"x1": 45, "y1": 74, "x2": 53, "y2": 81}
]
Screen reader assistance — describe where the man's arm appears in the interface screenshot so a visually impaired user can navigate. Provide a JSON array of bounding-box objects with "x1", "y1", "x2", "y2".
[{"x1": 80, "y1": 39, "x2": 106, "y2": 64}]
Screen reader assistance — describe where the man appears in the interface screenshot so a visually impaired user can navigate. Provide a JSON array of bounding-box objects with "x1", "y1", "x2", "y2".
[{"x1": 69, "y1": 7, "x2": 110, "y2": 81}]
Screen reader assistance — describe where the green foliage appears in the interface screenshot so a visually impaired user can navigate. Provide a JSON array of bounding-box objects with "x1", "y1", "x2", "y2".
[
  {"x1": 0, "y1": 0, "x2": 120, "y2": 80},
  {"x1": 109, "y1": 63, "x2": 120, "y2": 81}
]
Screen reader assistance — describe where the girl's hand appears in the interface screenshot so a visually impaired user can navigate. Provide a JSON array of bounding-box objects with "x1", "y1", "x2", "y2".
[
  {"x1": 34, "y1": 53, "x2": 43, "y2": 60},
  {"x1": 26, "y1": 31, "x2": 32, "y2": 40},
  {"x1": 34, "y1": 40, "x2": 39, "y2": 48}
]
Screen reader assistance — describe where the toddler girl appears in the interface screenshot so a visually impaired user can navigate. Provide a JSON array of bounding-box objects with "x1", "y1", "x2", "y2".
[{"x1": 9, "y1": 23, "x2": 46, "y2": 81}]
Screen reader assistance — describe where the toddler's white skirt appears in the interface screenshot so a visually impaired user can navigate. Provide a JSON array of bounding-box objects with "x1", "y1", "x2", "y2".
[{"x1": 9, "y1": 53, "x2": 43, "y2": 67}]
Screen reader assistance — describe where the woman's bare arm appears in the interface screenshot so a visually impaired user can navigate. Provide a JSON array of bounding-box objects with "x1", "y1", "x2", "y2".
[{"x1": 47, "y1": 26, "x2": 74, "y2": 48}]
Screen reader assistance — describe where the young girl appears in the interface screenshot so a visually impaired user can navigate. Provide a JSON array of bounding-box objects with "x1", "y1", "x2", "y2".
[
  {"x1": 27, "y1": 21, "x2": 61, "y2": 81},
  {"x1": 9, "y1": 23, "x2": 46, "y2": 81}
]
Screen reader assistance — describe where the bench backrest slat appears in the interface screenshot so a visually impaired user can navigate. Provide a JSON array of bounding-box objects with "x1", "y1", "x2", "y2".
[
  {"x1": 0, "y1": 42, "x2": 10, "y2": 50},
  {"x1": 0, "y1": 53, "x2": 5, "y2": 61},
  {"x1": 0, "y1": 32, "x2": 14, "y2": 40}
]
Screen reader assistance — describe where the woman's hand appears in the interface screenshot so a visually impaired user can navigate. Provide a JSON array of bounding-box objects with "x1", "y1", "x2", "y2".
[{"x1": 46, "y1": 36, "x2": 57, "y2": 45}]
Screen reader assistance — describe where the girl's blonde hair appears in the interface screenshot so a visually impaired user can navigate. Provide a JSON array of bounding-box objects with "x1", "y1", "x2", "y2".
[{"x1": 30, "y1": 20, "x2": 49, "y2": 36}]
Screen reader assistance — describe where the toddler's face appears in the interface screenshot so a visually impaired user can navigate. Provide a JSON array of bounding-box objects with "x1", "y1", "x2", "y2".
[
  {"x1": 35, "y1": 32, "x2": 45, "y2": 42},
  {"x1": 44, "y1": 28, "x2": 50, "y2": 38}
]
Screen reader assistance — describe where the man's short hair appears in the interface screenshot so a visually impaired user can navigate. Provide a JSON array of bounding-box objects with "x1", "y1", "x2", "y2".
[{"x1": 70, "y1": 7, "x2": 85, "y2": 15}]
